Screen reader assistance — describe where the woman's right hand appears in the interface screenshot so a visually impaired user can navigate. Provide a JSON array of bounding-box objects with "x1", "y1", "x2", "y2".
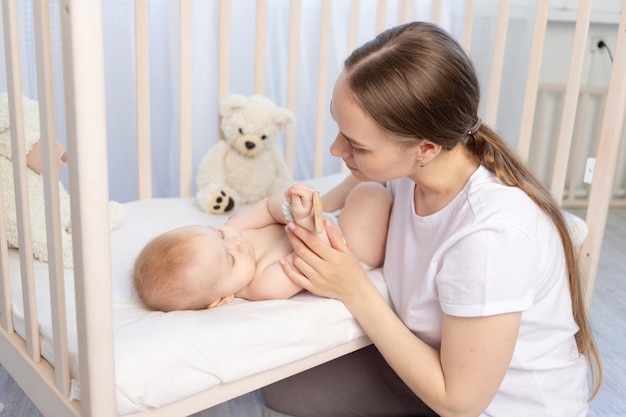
[{"x1": 280, "y1": 218, "x2": 375, "y2": 303}]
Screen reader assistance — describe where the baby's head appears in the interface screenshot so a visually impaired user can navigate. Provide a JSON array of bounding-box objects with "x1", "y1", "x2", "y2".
[{"x1": 132, "y1": 225, "x2": 256, "y2": 311}]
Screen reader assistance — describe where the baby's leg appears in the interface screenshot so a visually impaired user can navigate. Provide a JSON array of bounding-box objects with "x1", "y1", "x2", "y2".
[{"x1": 338, "y1": 182, "x2": 392, "y2": 268}]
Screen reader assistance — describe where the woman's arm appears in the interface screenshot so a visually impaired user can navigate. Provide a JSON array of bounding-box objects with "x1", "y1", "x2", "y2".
[{"x1": 281, "y1": 220, "x2": 520, "y2": 417}]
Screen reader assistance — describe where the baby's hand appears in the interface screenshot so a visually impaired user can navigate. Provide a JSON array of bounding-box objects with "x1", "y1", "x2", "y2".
[
  {"x1": 286, "y1": 184, "x2": 314, "y2": 222},
  {"x1": 285, "y1": 184, "x2": 323, "y2": 234}
]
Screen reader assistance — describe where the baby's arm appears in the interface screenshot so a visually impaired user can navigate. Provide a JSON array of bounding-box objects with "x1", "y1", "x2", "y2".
[
  {"x1": 237, "y1": 254, "x2": 304, "y2": 301},
  {"x1": 225, "y1": 194, "x2": 285, "y2": 230}
]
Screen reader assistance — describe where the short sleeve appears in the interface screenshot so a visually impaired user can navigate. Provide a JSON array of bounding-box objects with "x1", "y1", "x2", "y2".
[{"x1": 437, "y1": 225, "x2": 540, "y2": 317}]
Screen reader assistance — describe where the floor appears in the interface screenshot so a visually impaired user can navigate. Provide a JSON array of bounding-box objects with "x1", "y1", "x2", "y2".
[{"x1": 1, "y1": 208, "x2": 624, "y2": 417}]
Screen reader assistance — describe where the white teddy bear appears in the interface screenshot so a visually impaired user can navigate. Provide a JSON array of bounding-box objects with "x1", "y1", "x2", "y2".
[
  {"x1": 196, "y1": 94, "x2": 295, "y2": 214},
  {"x1": 0, "y1": 92, "x2": 125, "y2": 269}
]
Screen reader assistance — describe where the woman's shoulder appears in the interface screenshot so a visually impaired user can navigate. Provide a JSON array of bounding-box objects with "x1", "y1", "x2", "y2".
[{"x1": 466, "y1": 167, "x2": 548, "y2": 227}]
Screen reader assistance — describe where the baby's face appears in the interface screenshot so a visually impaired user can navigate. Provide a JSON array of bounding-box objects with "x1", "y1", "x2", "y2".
[{"x1": 185, "y1": 225, "x2": 257, "y2": 307}]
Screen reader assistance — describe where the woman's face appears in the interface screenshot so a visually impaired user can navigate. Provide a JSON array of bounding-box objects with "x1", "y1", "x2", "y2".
[{"x1": 329, "y1": 71, "x2": 419, "y2": 182}]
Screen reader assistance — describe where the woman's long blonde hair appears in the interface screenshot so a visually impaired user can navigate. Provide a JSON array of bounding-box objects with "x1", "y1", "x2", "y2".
[{"x1": 344, "y1": 21, "x2": 601, "y2": 398}]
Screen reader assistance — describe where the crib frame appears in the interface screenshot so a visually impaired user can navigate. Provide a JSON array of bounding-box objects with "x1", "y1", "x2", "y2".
[{"x1": 1, "y1": 1, "x2": 625, "y2": 416}]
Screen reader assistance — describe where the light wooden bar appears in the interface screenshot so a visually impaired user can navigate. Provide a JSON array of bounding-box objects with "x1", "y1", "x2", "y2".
[
  {"x1": 135, "y1": 0, "x2": 152, "y2": 200},
  {"x1": 254, "y1": 0, "x2": 268, "y2": 95},
  {"x1": 284, "y1": 0, "x2": 301, "y2": 172},
  {"x1": 0, "y1": 179, "x2": 10, "y2": 333},
  {"x1": 460, "y1": 0, "x2": 475, "y2": 52},
  {"x1": 484, "y1": 0, "x2": 510, "y2": 126},
  {"x1": 0, "y1": 0, "x2": 13, "y2": 333},
  {"x1": 550, "y1": 0, "x2": 592, "y2": 202},
  {"x1": 179, "y1": 0, "x2": 193, "y2": 197},
  {"x1": 580, "y1": 5, "x2": 626, "y2": 306},
  {"x1": 430, "y1": 0, "x2": 442, "y2": 24},
  {"x1": 376, "y1": 0, "x2": 387, "y2": 34},
  {"x1": 33, "y1": 0, "x2": 71, "y2": 396},
  {"x1": 348, "y1": 0, "x2": 360, "y2": 53},
  {"x1": 59, "y1": 0, "x2": 117, "y2": 414},
  {"x1": 218, "y1": 0, "x2": 231, "y2": 102},
  {"x1": 398, "y1": 0, "x2": 414, "y2": 24},
  {"x1": 517, "y1": 1, "x2": 550, "y2": 160},
  {"x1": 1, "y1": 0, "x2": 41, "y2": 362},
  {"x1": 313, "y1": 0, "x2": 331, "y2": 178}
]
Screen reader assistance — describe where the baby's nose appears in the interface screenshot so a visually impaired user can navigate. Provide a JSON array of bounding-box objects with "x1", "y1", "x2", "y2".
[{"x1": 226, "y1": 237, "x2": 243, "y2": 250}]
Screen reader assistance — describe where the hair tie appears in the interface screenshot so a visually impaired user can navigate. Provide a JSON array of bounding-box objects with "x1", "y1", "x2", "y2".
[{"x1": 467, "y1": 117, "x2": 482, "y2": 135}]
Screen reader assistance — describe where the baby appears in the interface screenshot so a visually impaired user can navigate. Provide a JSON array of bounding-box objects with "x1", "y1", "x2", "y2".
[{"x1": 132, "y1": 179, "x2": 392, "y2": 311}]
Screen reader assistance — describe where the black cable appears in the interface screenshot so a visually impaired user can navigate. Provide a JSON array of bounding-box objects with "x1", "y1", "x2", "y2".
[{"x1": 597, "y1": 40, "x2": 614, "y2": 63}]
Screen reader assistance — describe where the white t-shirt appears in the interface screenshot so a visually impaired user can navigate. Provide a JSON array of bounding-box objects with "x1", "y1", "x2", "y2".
[{"x1": 383, "y1": 166, "x2": 588, "y2": 417}]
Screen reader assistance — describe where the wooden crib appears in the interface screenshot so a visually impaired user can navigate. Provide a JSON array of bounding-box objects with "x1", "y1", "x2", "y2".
[{"x1": 0, "y1": 1, "x2": 624, "y2": 416}]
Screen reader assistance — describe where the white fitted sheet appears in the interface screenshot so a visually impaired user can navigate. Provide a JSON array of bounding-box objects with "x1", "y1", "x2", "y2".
[{"x1": 8, "y1": 173, "x2": 390, "y2": 414}]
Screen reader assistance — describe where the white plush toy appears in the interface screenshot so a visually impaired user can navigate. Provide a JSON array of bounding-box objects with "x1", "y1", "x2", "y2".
[
  {"x1": 196, "y1": 94, "x2": 295, "y2": 214},
  {"x1": 0, "y1": 92, "x2": 125, "y2": 269}
]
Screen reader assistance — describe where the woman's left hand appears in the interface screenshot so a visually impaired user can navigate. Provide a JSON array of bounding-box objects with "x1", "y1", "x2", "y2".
[{"x1": 280, "y1": 219, "x2": 373, "y2": 302}]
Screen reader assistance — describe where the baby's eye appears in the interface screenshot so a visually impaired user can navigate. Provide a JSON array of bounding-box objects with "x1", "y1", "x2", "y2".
[
  {"x1": 227, "y1": 253, "x2": 235, "y2": 266},
  {"x1": 216, "y1": 229, "x2": 225, "y2": 239}
]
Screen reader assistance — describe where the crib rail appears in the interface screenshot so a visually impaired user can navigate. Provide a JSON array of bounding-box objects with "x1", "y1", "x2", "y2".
[
  {"x1": 1, "y1": 1, "x2": 116, "y2": 416},
  {"x1": 0, "y1": 1, "x2": 625, "y2": 416}
]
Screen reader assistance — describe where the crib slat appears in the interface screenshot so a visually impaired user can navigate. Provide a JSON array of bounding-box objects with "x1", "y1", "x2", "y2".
[
  {"x1": 313, "y1": 0, "x2": 331, "y2": 178},
  {"x1": 550, "y1": 0, "x2": 592, "y2": 202},
  {"x1": 580, "y1": 5, "x2": 626, "y2": 305},
  {"x1": 1, "y1": 0, "x2": 41, "y2": 362},
  {"x1": 517, "y1": 1, "x2": 550, "y2": 161},
  {"x1": 0, "y1": 0, "x2": 15, "y2": 334},
  {"x1": 179, "y1": 0, "x2": 193, "y2": 197},
  {"x1": 218, "y1": 1, "x2": 231, "y2": 102},
  {"x1": 59, "y1": 0, "x2": 117, "y2": 414},
  {"x1": 348, "y1": 0, "x2": 360, "y2": 52},
  {"x1": 483, "y1": 0, "x2": 510, "y2": 126},
  {"x1": 460, "y1": 0, "x2": 475, "y2": 52},
  {"x1": 284, "y1": 0, "x2": 301, "y2": 172},
  {"x1": 376, "y1": 0, "x2": 387, "y2": 34},
  {"x1": 136, "y1": 0, "x2": 152, "y2": 200},
  {"x1": 0, "y1": 177, "x2": 11, "y2": 333},
  {"x1": 33, "y1": 0, "x2": 72, "y2": 396},
  {"x1": 430, "y1": 0, "x2": 442, "y2": 25},
  {"x1": 397, "y1": 0, "x2": 414, "y2": 25},
  {"x1": 254, "y1": 0, "x2": 268, "y2": 95}
]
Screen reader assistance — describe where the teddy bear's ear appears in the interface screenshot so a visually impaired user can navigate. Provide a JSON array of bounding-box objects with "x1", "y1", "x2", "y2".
[
  {"x1": 273, "y1": 107, "x2": 295, "y2": 131},
  {"x1": 219, "y1": 94, "x2": 247, "y2": 118}
]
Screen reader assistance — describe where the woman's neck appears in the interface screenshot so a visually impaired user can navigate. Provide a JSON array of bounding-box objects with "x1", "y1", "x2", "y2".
[{"x1": 410, "y1": 145, "x2": 479, "y2": 216}]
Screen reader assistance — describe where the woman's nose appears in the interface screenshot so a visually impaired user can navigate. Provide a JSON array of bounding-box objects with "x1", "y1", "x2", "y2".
[{"x1": 330, "y1": 135, "x2": 348, "y2": 157}]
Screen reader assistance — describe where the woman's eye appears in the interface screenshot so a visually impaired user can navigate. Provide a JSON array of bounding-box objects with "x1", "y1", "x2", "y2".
[{"x1": 347, "y1": 140, "x2": 365, "y2": 153}]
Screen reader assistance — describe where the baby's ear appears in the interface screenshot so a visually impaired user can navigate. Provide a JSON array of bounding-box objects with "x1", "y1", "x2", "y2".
[{"x1": 206, "y1": 294, "x2": 235, "y2": 309}]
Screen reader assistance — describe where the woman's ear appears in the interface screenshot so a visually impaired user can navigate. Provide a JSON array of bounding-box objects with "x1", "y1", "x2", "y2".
[
  {"x1": 416, "y1": 139, "x2": 442, "y2": 164},
  {"x1": 206, "y1": 294, "x2": 235, "y2": 309}
]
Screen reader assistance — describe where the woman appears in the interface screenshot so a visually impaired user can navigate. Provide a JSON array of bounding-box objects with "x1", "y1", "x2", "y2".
[{"x1": 262, "y1": 22, "x2": 601, "y2": 417}]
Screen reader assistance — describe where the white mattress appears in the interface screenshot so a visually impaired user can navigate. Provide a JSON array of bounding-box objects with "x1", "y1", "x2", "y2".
[{"x1": 8, "y1": 173, "x2": 390, "y2": 415}]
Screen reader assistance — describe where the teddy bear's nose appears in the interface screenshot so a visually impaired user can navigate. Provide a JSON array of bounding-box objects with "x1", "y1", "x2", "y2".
[{"x1": 245, "y1": 141, "x2": 256, "y2": 150}]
